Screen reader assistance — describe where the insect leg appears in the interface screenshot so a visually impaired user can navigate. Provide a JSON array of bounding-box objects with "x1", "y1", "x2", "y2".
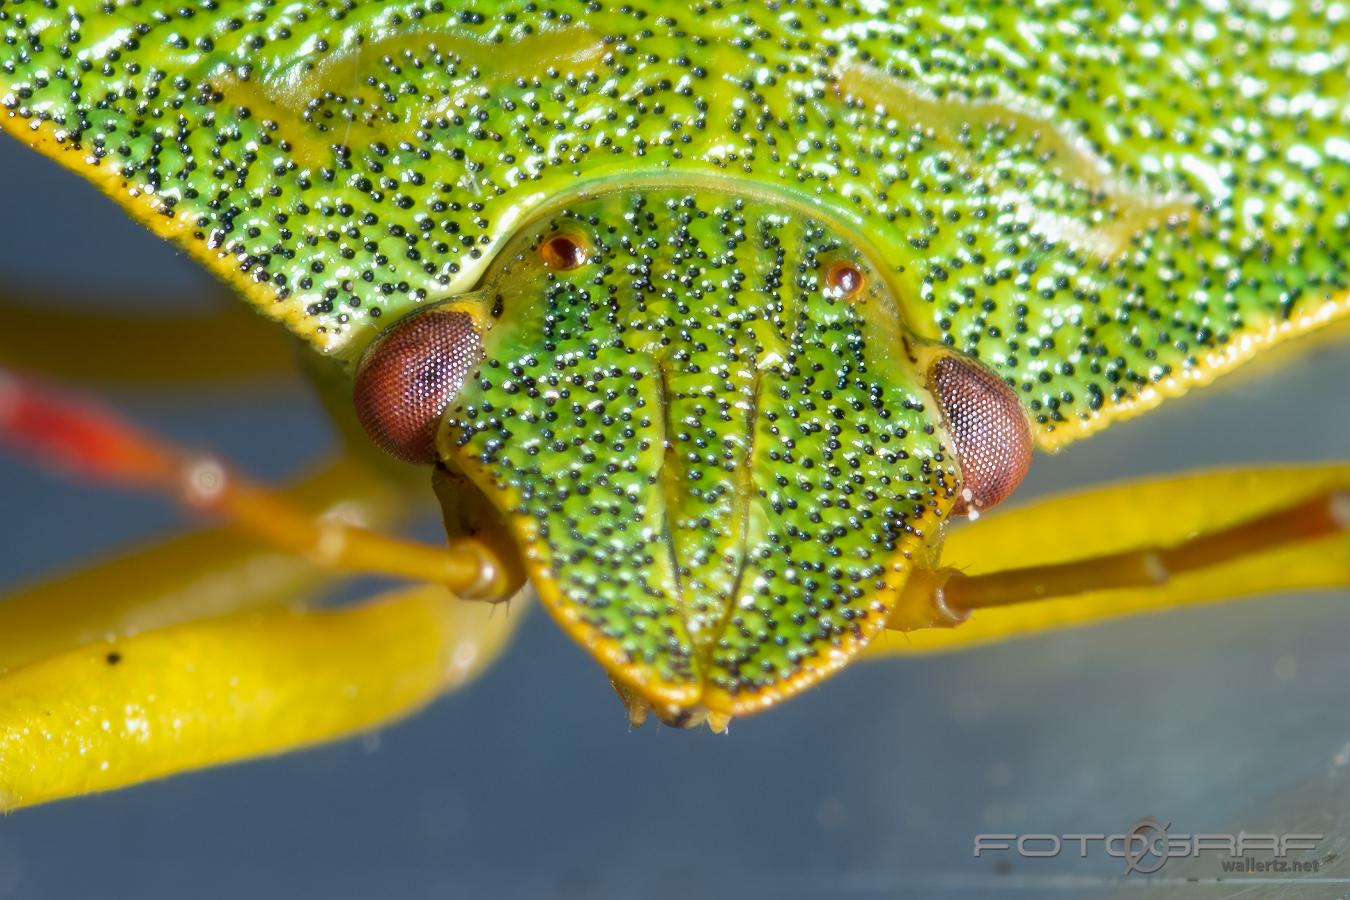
[
  {"x1": 0, "y1": 453, "x2": 421, "y2": 673},
  {"x1": 876, "y1": 463, "x2": 1350, "y2": 654},
  {"x1": 0, "y1": 581, "x2": 522, "y2": 811},
  {"x1": 0, "y1": 288, "x2": 298, "y2": 386},
  {"x1": 0, "y1": 369, "x2": 521, "y2": 600}
]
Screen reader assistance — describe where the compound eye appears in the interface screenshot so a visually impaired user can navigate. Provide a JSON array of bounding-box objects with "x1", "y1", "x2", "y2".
[
  {"x1": 929, "y1": 355, "x2": 1032, "y2": 516},
  {"x1": 824, "y1": 260, "x2": 865, "y2": 299},
  {"x1": 539, "y1": 232, "x2": 590, "y2": 271},
  {"x1": 353, "y1": 308, "x2": 483, "y2": 464}
]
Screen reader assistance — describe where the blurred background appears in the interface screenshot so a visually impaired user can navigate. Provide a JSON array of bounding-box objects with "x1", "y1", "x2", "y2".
[{"x1": 2, "y1": 134, "x2": 1349, "y2": 900}]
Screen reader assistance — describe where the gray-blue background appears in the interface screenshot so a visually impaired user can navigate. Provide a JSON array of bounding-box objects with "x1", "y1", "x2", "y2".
[{"x1": 2, "y1": 134, "x2": 1349, "y2": 899}]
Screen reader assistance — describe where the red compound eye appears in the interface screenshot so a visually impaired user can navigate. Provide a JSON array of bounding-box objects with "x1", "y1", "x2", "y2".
[
  {"x1": 353, "y1": 308, "x2": 483, "y2": 464},
  {"x1": 539, "y1": 232, "x2": 590, "y2": 271},
  {"x1": 930, "y1": 355, "x2": 1032, "y2": 516},
  {"x1": 825, "y1": 260, "x2": 865, "y2": 298}
]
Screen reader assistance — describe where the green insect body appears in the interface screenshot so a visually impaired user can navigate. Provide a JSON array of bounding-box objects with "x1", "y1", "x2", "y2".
[{"x1": 2, "y1": 0, "x2": 1348, "y2": 714}]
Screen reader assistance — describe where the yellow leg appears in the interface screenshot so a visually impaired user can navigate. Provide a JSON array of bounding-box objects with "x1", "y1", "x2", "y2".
[
  {"x1": 875, "y1": 463, "x2": 1350, "y2": 654},
  {"x1": 0, "y1": 287, "x2": 298, "y2": 386},
  {"x1": 0, "y1": 582, "x2": 523, "y2": 811},
  {"x1": 0, "y1": 454, "x2": 423, "y2": 673}
]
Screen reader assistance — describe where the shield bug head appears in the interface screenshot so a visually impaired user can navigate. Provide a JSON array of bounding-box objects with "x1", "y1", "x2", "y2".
[{"x1": 423, "y1": 186, "x2": 976, "y2": 719}]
